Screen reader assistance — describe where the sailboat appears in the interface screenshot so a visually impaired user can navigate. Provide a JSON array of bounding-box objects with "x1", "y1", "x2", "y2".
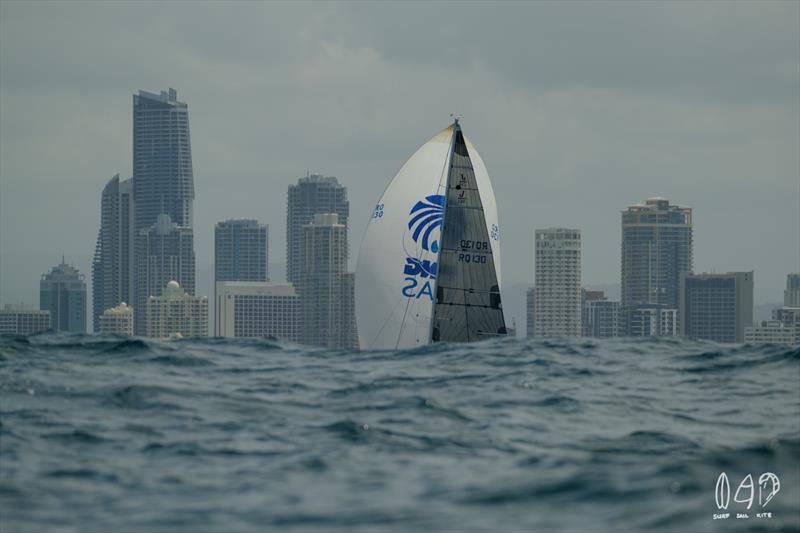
[{"x1": 355, "y1": 119, "x2": 507, "y2": 349}]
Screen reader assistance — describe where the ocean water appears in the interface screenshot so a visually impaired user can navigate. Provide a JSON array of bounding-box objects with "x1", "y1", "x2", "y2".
[{"x1": 1, "y1": 334, "x2": 798, "y2": 532}]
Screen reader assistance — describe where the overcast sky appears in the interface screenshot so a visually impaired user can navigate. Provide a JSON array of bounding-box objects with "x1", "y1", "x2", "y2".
[{"x1": 1, "y1": 1, "x2": 798, "y2": 316}]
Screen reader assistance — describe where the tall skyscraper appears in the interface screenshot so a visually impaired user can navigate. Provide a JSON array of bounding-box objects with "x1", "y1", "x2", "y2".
[
  {"x1": 785, "y1": 273, "x2": 800, "y2": 307},
  {"x1": 132, "y1": 88, "x2": 196, "y2": 334},
  {"x1": 214, "y1": 219, "x2": 268, "y2": 334},
  {"x1": 215, "y1": 219, "x2": 268, "y2": 283},
  {"x1": 286, "y1": 175, "x2": 349, "y2": 285},
  {"x1": 0, "y1": 305, "x2": 50, "y2": 335},
  {"x1": 40, "y1": 259, "x2": 87, "y2": 333},
  {"x1": 216, "y1": 282, "x2": 300, "y2": 341},
  {"x1": 679, "y1": 272, "x2": 754, "y2": 343},
  {"x1": 534, "y1": 228, "x2": 582, "y2": 337},
  {"x1": 133, "y1": 88, "x2": 194, "y2": 231},
  {"x1": 298, "y1": 214, "x2": 357, "y2": 349},
  {"x1": 134, "y1": 214, "x2": 195, "y2": 335},
  {"x1": 146, "y1": 281, "x2": 207, "y2": 338},
  {"x1": 621, "y1": 197, "x2": 692, "y2": 333},
  {"x1": 92, "y1": 174, "x2": 134, "y2": 332}
]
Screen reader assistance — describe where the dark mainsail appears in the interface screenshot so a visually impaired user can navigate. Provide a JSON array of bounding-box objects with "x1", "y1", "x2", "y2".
[{"x1": 430, "y1": 123, "x2": 507, "y2": 342}]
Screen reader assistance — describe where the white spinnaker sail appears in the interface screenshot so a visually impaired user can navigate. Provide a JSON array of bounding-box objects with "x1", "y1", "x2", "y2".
[{"x1": 355, "y1": 124, "x2": 502, "y2": 350}]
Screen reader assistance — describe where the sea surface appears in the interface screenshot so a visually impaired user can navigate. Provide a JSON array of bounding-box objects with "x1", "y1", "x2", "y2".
[{"x1": 1, "y1": 334, "x2": 798, "y2": 532}]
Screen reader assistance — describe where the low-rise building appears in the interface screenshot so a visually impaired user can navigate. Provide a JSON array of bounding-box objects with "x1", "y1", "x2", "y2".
[
  {"x1": 145, "y1": 281, "x2": 207, "y2": 338},
  {"x1": 0, "y1": 305, "x2": 51, "y2": 335},
  {"x1": 98, "y1": 303, "x2": 134, "y2": 336},
  {"x1": 744, "y1": 320, "x2": 796, "y2": 346},
  {"x1": 216, "y1": 282, "x2": 300, "y2": 341}
]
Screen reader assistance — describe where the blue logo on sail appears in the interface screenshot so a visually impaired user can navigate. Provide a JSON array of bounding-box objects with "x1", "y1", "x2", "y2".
[
  {"x1": 403, "y1": 257, "x2": 438, "y2": 279},
  {"x1": 408, "y1": 195, "x2": 445, "y2": 253}
]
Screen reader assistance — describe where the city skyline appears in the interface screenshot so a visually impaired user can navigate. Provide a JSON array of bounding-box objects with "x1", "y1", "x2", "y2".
[{"x1": 1, "y1": 2, "x2": 798, "y2": 324}]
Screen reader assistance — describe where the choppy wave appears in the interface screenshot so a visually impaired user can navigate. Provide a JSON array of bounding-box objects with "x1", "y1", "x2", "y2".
[{"x1": 1, "y1": 334, "x2": 798, "y2": 532}]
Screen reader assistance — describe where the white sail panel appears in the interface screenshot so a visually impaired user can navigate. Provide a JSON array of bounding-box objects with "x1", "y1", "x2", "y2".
[
  {"x1": 356, "y1": 126, "x2": 454, "y2": 350},
  {"x1": 463, "y1": 135, "x2": 502, "y2": 289}
]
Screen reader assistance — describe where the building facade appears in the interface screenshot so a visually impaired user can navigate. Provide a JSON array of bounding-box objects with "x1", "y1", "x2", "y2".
[
  {"x1": 214, "y1": 219, "x2": 268, "y2": 335},
  {"x1": 134, "y1": 214, "x2": 195, "y2": 335},
  {"x1": 0, "y1": 305, "x2": 50, "y2": 335},
  {"x1": 744, "y1": 321, "x2": 796, "y2": 345},
  {"x1": 40, "y1": 260, "x2": 87, "y2": 333},
  {"x1": 534, "y1": 228, "x2": 581, "y2": 337},
  {"x1": 772, "y1": 307, "x2": 800, "y2": 345},
  {"x1": 526, "y1": 286, "x2": 535, "y2": 337},
  {"x1": 339, "y1": 272, "x2": 359, "y2": 348},
  {"x1": 132, "y1": 88, "x2": 196, "y2": 336},
  {"x1": 581, "y1": 290, "x2": 621, "y2": 338},
  {"x1": 679, "y1": 272, "x2": 754, "y2": 343},
  {"x1": 215, "y1": 219, "x2": 268, "y2": 283},
  {"x1": 92, "y1": 174, "x2": 134, "y2": 332},
  {"x1": 286, "y1": 175, "x2": 349, "y2": 285},
  {"x1": 145, "y1": 281, "x2": 207, "y2": 338},
  {"x1": 98, "y1": 303, "x2": 134, "y2": 336},
  {"x1": 784, "y1": 274, "x2": 800, "y2": 307},
  {"x1": 621, "y1": 198, "x2": 692, "y2": 334},
  {"x1": 298, "y1": 213, "x2": 358, "y2": 349},
  {"x1": 133, "y1": 88, "x2": 194, "y2": 231},
  {"x1": 216, "y1": 282, "x2": 300, "y2": 341},
  {"x1": 628, "y1": 304, "x2": 678, "y2": 337}
]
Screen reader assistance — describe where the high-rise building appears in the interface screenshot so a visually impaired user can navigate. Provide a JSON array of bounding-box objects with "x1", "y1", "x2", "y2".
[
  {"x1": 784, "y1": 274, "x2": 800, "y2": 307},
  {"x1": 40, "y1": 259, "x2": 87, "y2": 333},
  {"x1": 286, "y1": 175, "x2": 349, "y2": 285},
  {"x1": 216, "y1": 282, "x2": 300, "y2": 341},
  {"x1": 581, "y1": 290, "x2": 621, "y2": 338},
  {"x1": 339, "y1": 272, "x2": 359, "y2": 349},
  {"x1": 134, "y1": 214, "x2": 195, "y2": 335},
  {"x1": 132, "y1": 88, "x2": 196, "y2": 335},
  {"x1": 145, "y1": 281, "x2": 207, "y2": 338},
  {"x1": 98, "y1": 303, "x2": 134, "y2": 336},
  {"x1": 215, "y1": 219, "x2": 268, "y2": 283},
  {"x1": 92, "y1": 174, "x2": 134, "y2": 332},
  {"x1": 679, "y1": 272, "x2": 754, "y2": 343},
  {"x1": 214, "y1": 219, "x2": 268, "y2": 335},
  {"x1": 298, "y1": 213, "x2": 357, "y2": 349},
  {"x1": 621, "y1": 198, "x2": 692, "y2": 334},
  {"x1": 526, "y1": 286, "x2": 535, "y2": 337},
  {"x1": 0, "y1": 305, "x2": 50, "y2": 335},
  {"x1": 133, "y1": 88, "x2": 194, "y2": 231},
  {"x1": 534, "y1": 228, "x2": 581, "y2": 337}
]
